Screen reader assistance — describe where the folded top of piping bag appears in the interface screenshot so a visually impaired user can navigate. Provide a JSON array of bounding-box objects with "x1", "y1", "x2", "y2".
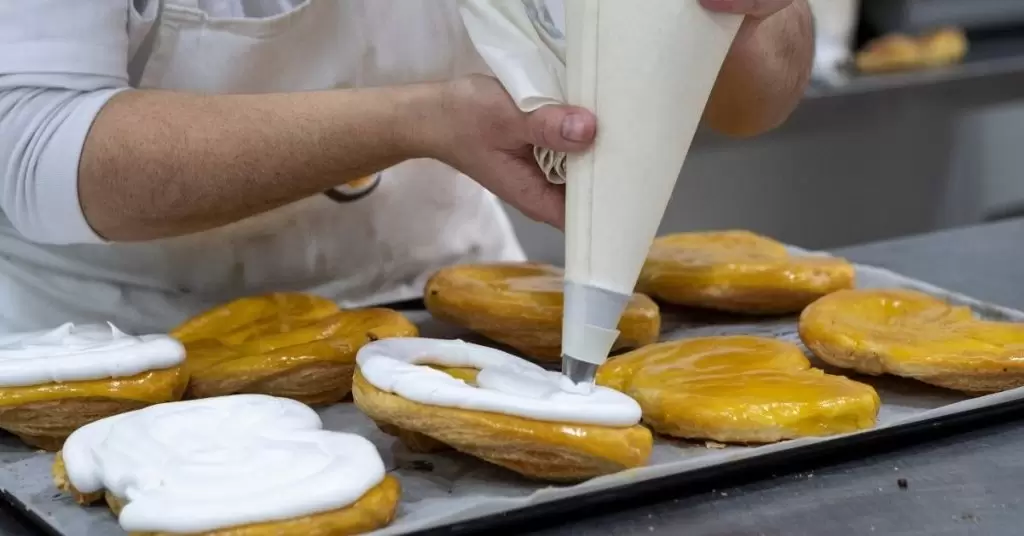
[{"x1": 458, "y1": 0, "x2": 569, "y2": 185}]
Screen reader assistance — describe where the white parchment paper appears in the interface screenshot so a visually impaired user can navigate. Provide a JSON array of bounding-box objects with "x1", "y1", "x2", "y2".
[{"x1": 1, "y1": 259, "x2": 1022, "y2": 536}]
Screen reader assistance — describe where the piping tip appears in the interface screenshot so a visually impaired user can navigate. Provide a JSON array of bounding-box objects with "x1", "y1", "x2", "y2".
[{"x1": 560, "y1": 355, "x2": 599, "y2": 388}]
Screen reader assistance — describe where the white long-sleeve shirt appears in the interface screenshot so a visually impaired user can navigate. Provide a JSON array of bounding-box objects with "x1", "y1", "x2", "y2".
[
  {"x1": 0, "y1": 0, "x2": 145, "y2": 243},
  {"x1": 0, "y1": 0, "x2": 527, "y2": 333}
]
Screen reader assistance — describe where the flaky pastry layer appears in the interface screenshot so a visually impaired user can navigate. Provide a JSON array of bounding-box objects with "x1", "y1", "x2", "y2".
[
  {"x1": 0, "y1": 366, "x2": 186, "y2": 451},
  {"x1": 424, "y1": 262, "x2": 660, "y2": 361},
  {"x1": 173, "y1": 293, "x2": 417, "y2": 404},
  {"x1": 598, "y1": 336, "x2": 880, "y2": 443},
  {"x1": 638, "y1": 231, "x2": 855, "y2": 315},
  {"x1": 800, "y1": 288, "x2": 1024, "y2": 393},
  {"x1": 353, "y1": 370, "x2": 652, "y2": 482}
]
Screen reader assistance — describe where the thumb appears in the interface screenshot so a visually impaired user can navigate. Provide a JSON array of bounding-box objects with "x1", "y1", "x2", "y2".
[{"x1": 525, "y1": 105, "x2": 597, "y2": 152}]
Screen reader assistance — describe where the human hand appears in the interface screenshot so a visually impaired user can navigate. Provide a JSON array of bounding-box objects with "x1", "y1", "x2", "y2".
[
  {"x1": 427, "y1": 75, "x2": 596, "y2": 230},
  {"x1": 698, "y1": 0, "x2": 794, "y2": 19}
]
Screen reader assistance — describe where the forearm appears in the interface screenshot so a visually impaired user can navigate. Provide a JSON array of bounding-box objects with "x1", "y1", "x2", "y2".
[
  {"x1": 80, "y1": 85, "x2": 442, "y2": 241},
  {"x1": 704, "y1": 0, "x2": 814, "y2": 137}
]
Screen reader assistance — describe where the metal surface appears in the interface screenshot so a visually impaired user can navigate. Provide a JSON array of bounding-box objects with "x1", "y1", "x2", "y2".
[
  {"x1": 560, "y1": 355, "x2": 598, "y2": 385},
  {"x1": 525, "y1": 218, "x2": 1024, "y2": 536},
  {"x1": 0, "y1": 513, "x2": 33, "y2": 536}
]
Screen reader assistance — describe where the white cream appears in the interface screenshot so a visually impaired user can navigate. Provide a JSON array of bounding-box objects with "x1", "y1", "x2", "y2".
[
  {"x1": 61, "y1": 394, "x2": 387, "y2": 534},
  {"x1": 0, "y1": 323, "x2": 184, "y2": 387},
  {"x1": 356, "y1": 338, "x2": 642, "y2": 427}
]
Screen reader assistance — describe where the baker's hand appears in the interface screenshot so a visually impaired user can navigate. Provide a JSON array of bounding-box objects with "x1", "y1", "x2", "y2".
[
  {"x1": 429, "y1": 75, "x2": 596, "y2": 230},
  {"x1": 698, "y1": 0, "x2": 793, "y2": 19}
]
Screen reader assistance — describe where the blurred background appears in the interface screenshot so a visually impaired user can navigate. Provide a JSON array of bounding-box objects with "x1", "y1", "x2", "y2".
[{"x1": 509, "y1": 0, "x2": 1024, "y2": 263}]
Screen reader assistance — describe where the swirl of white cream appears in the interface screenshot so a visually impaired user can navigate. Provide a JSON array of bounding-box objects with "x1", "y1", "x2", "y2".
[
  {"x1": 356, "y1": 338, "x2": 642, "y2": 427},
  {"x1": 0, "y1": 323, "x2": 184, "y2": 387},
  {"x1": 61, "y1": 394, "x2": 386, "y2": 534}
]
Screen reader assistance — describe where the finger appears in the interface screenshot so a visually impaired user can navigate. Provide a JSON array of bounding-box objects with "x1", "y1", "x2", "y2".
[
  {"x1": 527, "y1": 182, "x2": 565, "y2": 230},
  {"x1": 493, "y1": 161, "x2": 566, "y2": 229},
  {"x1": 699, "y1": 0, "x2": 787, "y2": 18},
  {"x1": 525, "y1": 105, "x2": 597, "y2": 153},
  {"x1": 512, "y1": 178, "x2": 565, "y2": 230}
]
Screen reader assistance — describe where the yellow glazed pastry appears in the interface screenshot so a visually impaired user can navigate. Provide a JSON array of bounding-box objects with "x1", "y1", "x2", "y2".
[
  {"x1": 172, "y1": 293, "x2": 418, "y2": 405},
  {"x1": 354, "y1": 338, "x2": 653, "y2": 482},
  {"x1": 856, "y1": 27, "x2": 968, "y2": 74},
  {"x1": 638, "y1": 231, "x2": 855, "y2": 314},
  {"x1": 0, "y1": 371, "x2": 187, "y2": 452},
  {"x1": 0, "y1": 323, "x2": 187, "y2": 451},
  {"x1": 425, "y1": 263, "x2": 660, "y2": 361},
  {"x1": 800, "y1": 289, "x2": 1024, "y2": 394},
  {"x1": 597, "y1": 336, "x2": 880, "y2": 443},
  {"x1": 53, "y1": 395, "x2": 400, "y2": 536},
  {"x1": 54, "y1": 455, "x2": 400, "y2": 536}
]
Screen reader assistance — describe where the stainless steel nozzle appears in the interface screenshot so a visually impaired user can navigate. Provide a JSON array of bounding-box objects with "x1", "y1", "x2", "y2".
[{"x1": 561, "y1": 355, "x2": 599, "y2": 386}]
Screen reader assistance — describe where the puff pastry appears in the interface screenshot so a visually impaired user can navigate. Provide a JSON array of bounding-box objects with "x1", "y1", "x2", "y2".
[
  {"x1": 0, "y1": 323, "x2": 186, "y2": 451},
  {"x1": 597, "y1": 336, "x2": 880, "y2": 443},
  {"x1": 638, "y1": 231, "x2": 855, "y2": 314},
  {"x1": 53, "y1": 395, "x2": 399, "y2": 536},
  {"x1": 172, "y1": 293, "x2": 417, "y2": 405},
  {"x1": 800, "y1": 288, "x2": 1024, "y2": 394},
  {"x1": 354, "y1": 338, "x2": 653, "y2": 482},
  {"x1": 856, "y1": 27, "x2": 967, "y2": 74},
  {"x1": 425, "y1": 263, "x2": 660, "y2": 361}
]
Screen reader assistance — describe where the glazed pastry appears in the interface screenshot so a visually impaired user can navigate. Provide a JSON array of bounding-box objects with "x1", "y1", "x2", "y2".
[
  {"x1": 0, "y1": 323, "x2": 186, "y2": 451},
  {"x1": 800, "y1": 289, "x2": 1024, "y2": 394},
  {"x1": 597, "y1": 336, "x2": 880, "y2": 443},
  {"x1": 53, "y1": 394, "x2": 400, "y2": 536},
  {"x1": 353, "y1": 338, "x2": 653, "y2": 482},
  {"x1": 172, "y1": 293, "x2": 418, "y2": 405},
  {"x1": 425, "y1": 263, "x2": 660, "y2": 361},
  {"x1": 637, "y1": 230, "x2": 855, "y2": 314},
  {"x1": 856, "y1": 27, "x2": 967, "y2": 74}
]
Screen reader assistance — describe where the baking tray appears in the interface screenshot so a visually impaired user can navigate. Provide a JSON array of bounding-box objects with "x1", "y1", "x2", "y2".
[{"x1": 1, "y1": 259, "x2": 1024, "y2": 536}]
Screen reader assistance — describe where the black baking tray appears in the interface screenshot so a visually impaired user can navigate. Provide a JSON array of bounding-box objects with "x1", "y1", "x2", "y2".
[
  {"x1": 2, "y1": 394, "x2": 1023, "y2": 536},
  {"x1": 3, "y1": 282, "x2": 1024, "y2": 536},
  {"x1": 424, "y1": 397, "x2": 1024, "y2": 535}
]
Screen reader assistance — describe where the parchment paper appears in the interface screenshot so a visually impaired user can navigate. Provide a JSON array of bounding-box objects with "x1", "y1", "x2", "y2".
[{"x1": 1, "y1": 260, "x2": 1022, "y2": 536}]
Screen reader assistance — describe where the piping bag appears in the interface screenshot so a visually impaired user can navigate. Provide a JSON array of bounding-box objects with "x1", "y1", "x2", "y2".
[{"x1": 459, "y1": 0, "x2": 742, "y2": 388}]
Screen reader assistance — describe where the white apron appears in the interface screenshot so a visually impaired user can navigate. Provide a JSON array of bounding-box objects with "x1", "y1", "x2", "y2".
[{"x1": 0, "y1": 0, "x2": 526, "y2": 334}]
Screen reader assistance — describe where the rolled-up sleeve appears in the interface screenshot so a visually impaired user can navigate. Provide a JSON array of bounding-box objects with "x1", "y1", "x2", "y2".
[{"x1": 0, "y1": 0, "x2": 133, "y2": 244}]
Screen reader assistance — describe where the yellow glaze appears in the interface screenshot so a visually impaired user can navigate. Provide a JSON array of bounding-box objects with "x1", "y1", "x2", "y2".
[
  {"x1": 425, "y1": 263, "x2": 660, "y2": 361},
  {"x1": 598, "y1": 336, "x2": 880, "y2": 443},
  {"x1": 856, "y1": 27, "x2": 967, "y2": 74},
  {"x1": 0, "y1": 368, "x2": 185, "y2": 408},
  {"x1": 0, "y1": 366, "x2": 187, "y2": 451},
  {"x1": 172, "y1": 293, "x2": 418, "y2": 404},
  {"x1": 800, "y1": 288, "x2": 1024, "y2": 394},
  {"x1": 638, "y1": 230, "x2": 855, "y2": 314},
  {"x1": 53, "y1": 452, "x2": 401, "y2": 536},
  {"x1": 353, "y1": 369, "x2": 653, "y2": 482}
]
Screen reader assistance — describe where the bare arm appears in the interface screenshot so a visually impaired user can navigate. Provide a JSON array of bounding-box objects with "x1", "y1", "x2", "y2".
[
  {"x1": 703, "y1": 0, "x2": 814, "y2": 137},
  {"x1": 80, "y1": 85, "x2": 442, "y2": 241},
  {"x1": 0, "y1": 0, "x2": 460, "y2": 245}
]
